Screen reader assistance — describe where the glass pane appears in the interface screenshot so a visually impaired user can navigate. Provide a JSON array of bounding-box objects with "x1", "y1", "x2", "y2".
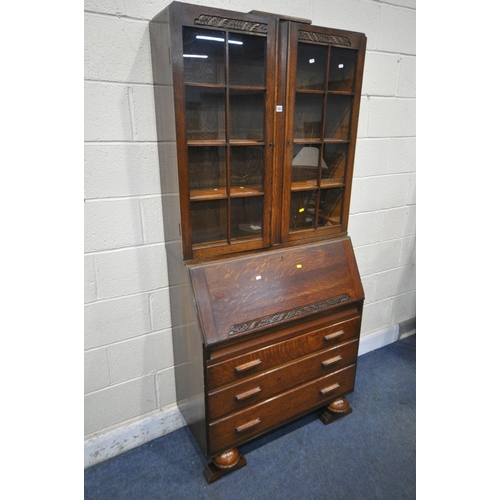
[
  {"x1": 191, "y1": 199, "x2": 227, "y2": 245},
  {"x1": 324, "y1": 95, "x2": 351, "y2": 140},
  {"x1": 296, "y1": 43, "x2": 327, "y2": 90},
  {"x1": 231, "y1": 197, "x2": 263, "y2": 240},
  {"x1": 229, "y1": 33, "x2": 266, "y2": 87},
  {"x1": 185, "y1": 87, "x2": 225, "y2": 141},
  {"x1": 182, "y1": 28, "x2": 225, "y2": 85},
  {"x1": 318, "y1": 188, "x2": 343, "y2": 227},
  {"x1": 328, "y1": 48, "x2": 357, "y2": 92},
  {"x1": 229, "y1": 90, "x2": 265, "y2": 140},
  {"x1": 230, "y1": 146, "x2": 264, "y2": 188},
  {"x1": 188, "y1": 146, "x2": 226, "y2": 192},
  {"x1": 290, "y1": 190, "x2": 316, "y2": 231},
  {"x1": 322, "y1": 143, "x2": 347, "y2": 184},
  {"x1": 291, "y1": 145, "x2": 321, "y2": 185},
  {"x1": 294, "y1": 93, "x2": 323, "y2": 139}
]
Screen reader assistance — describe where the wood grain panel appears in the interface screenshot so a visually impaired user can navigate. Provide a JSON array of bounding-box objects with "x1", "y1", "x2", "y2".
[
  {"x1": 208, "y1": 338, "x2": 358, "y2": 419},
  {"x1": 206, "y1": 315, "x2": 360, "y2": 389},
  {"x1": 190, "y1": 238, "x2": 363, "y2": 345},
  {"x1": 208, "y1": 364, "x2": 356, "y2": 455}
]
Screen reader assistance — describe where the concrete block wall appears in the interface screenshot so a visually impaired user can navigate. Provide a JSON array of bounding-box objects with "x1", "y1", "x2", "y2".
[{"x1": 84, "y1": 0, "x2": 415, "y2": 463}]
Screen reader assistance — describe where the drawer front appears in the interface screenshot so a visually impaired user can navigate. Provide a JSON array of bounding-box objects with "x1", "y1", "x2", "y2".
[
  {"x1": 208, "y1": 364, "x2": 356, "y2": 456},
  {"x1": 207, "y1": 315, "x2": 360, "y2": 390},
  {"x1": 208, "y1": 339, "x2": 358, "y2": 420}
]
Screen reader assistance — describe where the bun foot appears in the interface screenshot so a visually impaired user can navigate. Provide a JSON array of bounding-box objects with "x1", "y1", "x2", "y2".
[
  {"x1": 203, "y1": 448, "x2": 247, "y2": 484},
  {"x1": 319, "y1": 397, "x2": 352, "y2": 425}
]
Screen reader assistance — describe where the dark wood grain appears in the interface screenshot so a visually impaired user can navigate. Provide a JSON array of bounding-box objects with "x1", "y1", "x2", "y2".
[
  {"x1": 150, "y1": 2, "x2": 366, "y2": 482},
  {"x1": 208, "y1": 339, "x2": 359, "y2": 419},
  {"x1": 206, "y1": 315, "x2": 359, "y2": 389},
  {"x1": 189, "y1": 238, "x2": 363, "y2": 345},
  {"x1": 208, "y1": 303, "x2": 361, "y2": 362},
  {"x1": 208, "y1": 364, "x2": 356, "y2": 455},
  {"x1": 152, "y1": 1, "x2": 366, "y2": 258}
]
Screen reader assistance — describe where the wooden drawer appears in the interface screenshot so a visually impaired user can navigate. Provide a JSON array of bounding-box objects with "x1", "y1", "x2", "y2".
[
  {"x1": 207, "y1": 315, "x2": 360, "y2": 390},
  {"x1": 208, "y1": 339, "x2": 358, "y2": 420},
  {"x1": 209, "y1": 364, "x2": 356, "y2": 456}
]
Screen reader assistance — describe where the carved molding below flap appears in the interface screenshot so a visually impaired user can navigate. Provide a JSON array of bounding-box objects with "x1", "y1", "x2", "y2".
[
  {"x1": 194, "y1": 15, "x2": 268, "y2": 33},
  {"x1": 228, "y1": 294, "x2": 351, "y2": 336},
  {"x1": 298, "y1": 30, "x2": 351, "y2": 47}
]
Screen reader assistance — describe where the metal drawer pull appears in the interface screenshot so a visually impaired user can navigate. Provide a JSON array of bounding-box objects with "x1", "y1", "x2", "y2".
[
  {"x1": 322, "y1": 355, "x2": 343, "y2": 367},
  {"x1": 234, "y1": 359, "x2": 262, "y2": 373},
  {"x1": 235, "y1": 386, "x2": 262, "y2": 401},
  {"x1": 236, "y1": 418, "x2": 261, "y2": 433},
  {"x1": 320, "y1": 383, "x2": 340, "y2": 395},
  {"x1": 324, "y1": 330, "x2": 345, "y2": 342}
]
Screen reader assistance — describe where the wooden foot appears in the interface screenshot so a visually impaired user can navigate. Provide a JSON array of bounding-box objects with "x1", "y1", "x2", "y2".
[
  {"x1": 319, "y1": 397, "x2": 352, "y2": 425},
  {"x1": 203, "y1": 448, "x2": 247, "y2": 484}
]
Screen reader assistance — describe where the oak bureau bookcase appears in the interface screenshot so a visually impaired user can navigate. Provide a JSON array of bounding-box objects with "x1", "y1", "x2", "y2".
[{"x1": 150, "y1": 1, "x2": 366, "y2": 483}]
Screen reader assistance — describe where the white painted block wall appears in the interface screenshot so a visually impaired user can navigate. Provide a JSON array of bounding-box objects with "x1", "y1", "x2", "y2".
[{"x1": 84, "y1": 0, "x2": 416, "y2": 463}]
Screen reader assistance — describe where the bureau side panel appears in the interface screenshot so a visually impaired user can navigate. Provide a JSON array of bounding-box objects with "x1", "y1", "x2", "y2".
[
  {"x1": 168, "y1": 244, "x2": 207, "y2": 457},
  {"x1": 171, "y1": 261, "x2": 207, "y2": 456},
  {"x1": 150, "y1": 14, "x2": 208, "y2": 457}
]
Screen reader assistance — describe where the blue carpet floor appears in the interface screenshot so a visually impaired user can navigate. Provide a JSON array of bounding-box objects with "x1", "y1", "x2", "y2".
[{"x1": 85, "y1": 334, "x2": 416, "y2": 499}]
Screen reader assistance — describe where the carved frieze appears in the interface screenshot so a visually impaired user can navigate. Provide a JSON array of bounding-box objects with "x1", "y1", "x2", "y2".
[
  {"x1": 228, "y1": 294, "x2": 351, "y2": 335},
  {"x1": 194, "y1": 15, "x2": 267, "y2": 33},
  {"x1": 298, "y1": 30, "x2": 351, "y2": 46}
]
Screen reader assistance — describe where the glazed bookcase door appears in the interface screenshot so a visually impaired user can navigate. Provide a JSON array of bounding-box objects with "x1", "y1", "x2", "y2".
[
  {"x1": 281, "y1": 23, "x2": 366, "y2": 243},
  {"x1": 171, "y1": 6, "x2": 277, "y2": 259}
]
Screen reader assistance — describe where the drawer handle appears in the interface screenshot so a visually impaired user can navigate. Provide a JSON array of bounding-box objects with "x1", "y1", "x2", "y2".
[
  {"x1": 234, "y1": 359, "x2": 262, "y2": 373},
  {"x1": 236, "y1": 418, "x2": 261, "y2": 433},
  {"x1": 322, "y1": 355, "x2": 343, "y2": 367},
  {"x1": 324, "y1": 330, "x2": 345, "y2": 342},
  {"x1": 235, "y1": 386, "x2": 262, "y2": 402},
  {"x1": 320, "y1": 383, "x2": 340, "y2": 396}
]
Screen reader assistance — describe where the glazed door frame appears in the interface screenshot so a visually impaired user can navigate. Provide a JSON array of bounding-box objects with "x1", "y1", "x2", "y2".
[
  {"x1": 280, "y1": 22, "x2": 366, "y2": 245},
  {"x1": 169, "y1": 3, "x2": 278, "y2": 260},
  {"x1": 167, "y1": 3, "x2": 366, "y2": 259}
]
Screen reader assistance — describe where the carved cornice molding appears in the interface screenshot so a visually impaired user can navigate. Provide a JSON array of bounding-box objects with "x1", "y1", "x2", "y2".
[
  {"x1": 194, "y1": 15, "x2": 268, "y2": 34},
  {"x1": 228, "y1": 294, "x2": 351, "y2": 336},
  {"x1": 298, "y1": 30, "x2": 351, "y2": 47}
]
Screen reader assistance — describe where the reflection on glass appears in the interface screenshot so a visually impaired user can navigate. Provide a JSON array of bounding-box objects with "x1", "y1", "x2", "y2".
[
  {"x1": 328, "y1": 48, "x2": 357, "y2": 92},
  {"x1": 324, "y1": 95, "x2": 351, "y2": 140},
  {"x1": 296, "y1": 43, "x2": 327, "y2": 90},
  {"x1": 290, "y1": 191, "x2": 316, "y2": 230},
  {"x1": 188, "y1": 146, "x2": 226, "y2": 192},
  {"x1": 291, "y1": 145, "x2": 323, "y2": 184},
  {"x1": 230, "y1": 146, "x2": 264, "y2": 188},
  {"x1": 182, "y1": 28, "x2": 225, "y2": 85},
  {"x1": 289, "y1": 187, "x2": 344, "y2": 231},
  {"x1": 294, "y1": 93, "x2": 323, "y2": 139},
  {"x1": 185, "y1": 87, "x2": 225, "y2": 141},
  {"x1": 229, "y1": 33, "x2": 266, "y2": 87},
  {"x1": 191, "y1": 200, "x2": 227, "y2": 245},
  {"x1": 229, "y1": 90, "x2": 265, "y2": 140},
  {"x1": 231, "y1": 197, "x2": 263, "y2": 240},
  {"x1": 322, "y1": 143, "x2": 347, "y2": 183},
  {"x1": 318, "y1": 188, "x2": 343, "y2": 227},
  {"x1": 289, "y1": 43, "x2": 356, "y2": 234}
]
